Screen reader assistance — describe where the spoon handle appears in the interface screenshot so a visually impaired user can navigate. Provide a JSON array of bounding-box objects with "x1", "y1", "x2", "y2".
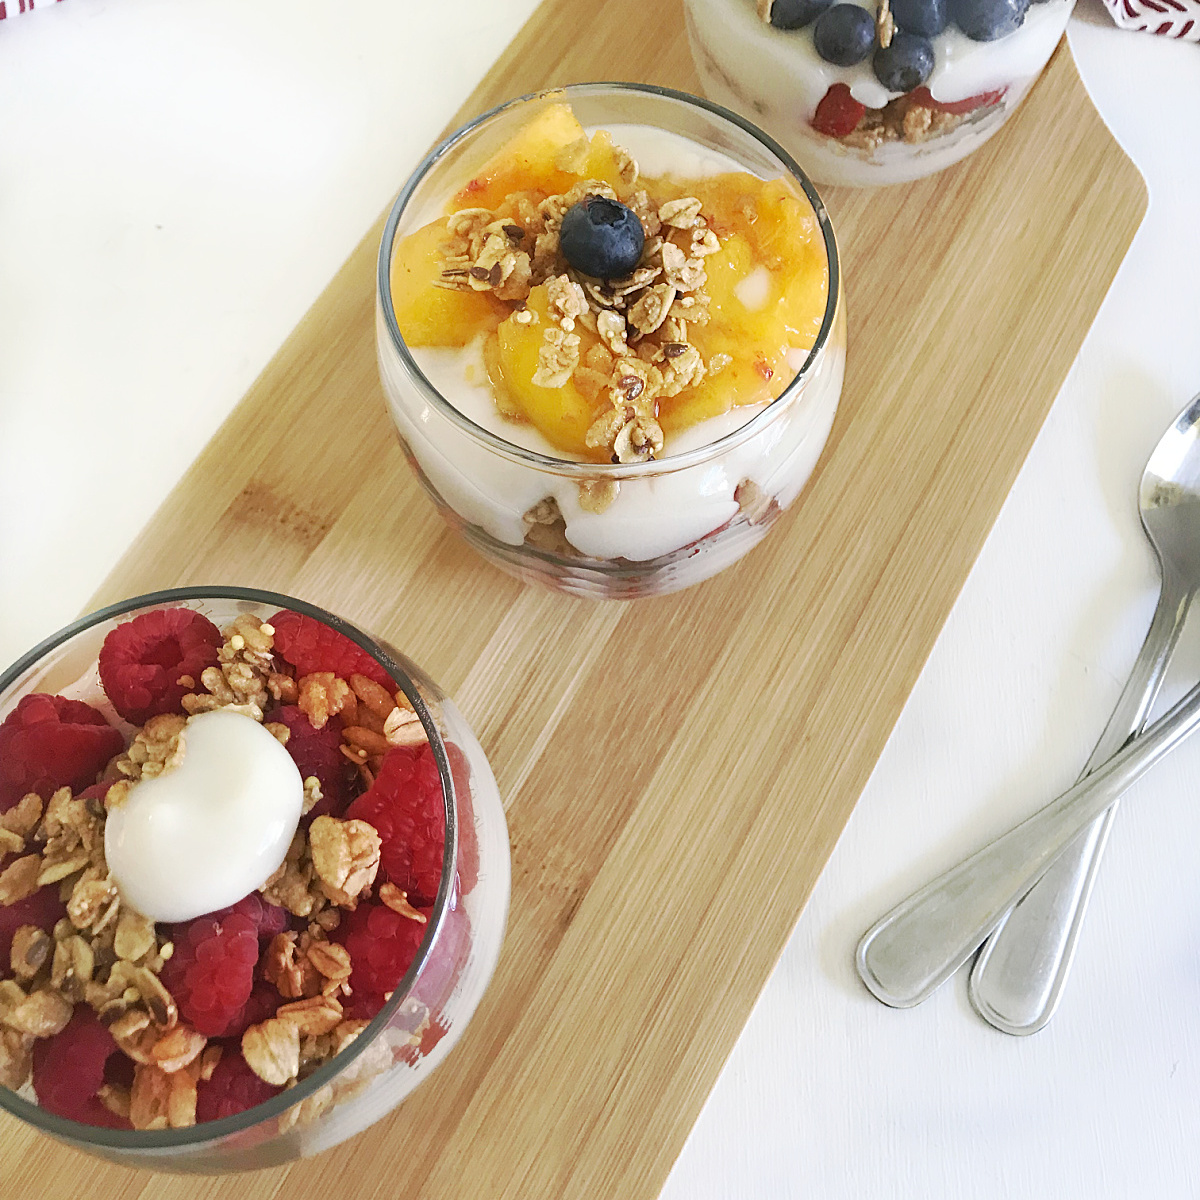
[
  {"x1": 968, "y1": 576, "x2": 1194, "y2": 1034},
  {"x1": 856, "y1": 673, "x2": 1200, "y2": 1009}
]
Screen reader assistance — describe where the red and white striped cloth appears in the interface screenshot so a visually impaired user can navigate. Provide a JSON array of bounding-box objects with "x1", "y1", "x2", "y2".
[
  {"x1": 1102, "y1": 0, "x2": 1200, "y2": 37},
  {"x1": 1, "y1": 0, "x2": 1196, "y2": 40},
  {"x1": 0, "y1": 0, "x2": 67, "y2": 18}
]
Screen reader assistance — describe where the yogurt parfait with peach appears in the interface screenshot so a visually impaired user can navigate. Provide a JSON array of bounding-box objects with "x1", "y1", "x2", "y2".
[{"x1": 377, "y1": 83, "x2": 844, "y2": 598}]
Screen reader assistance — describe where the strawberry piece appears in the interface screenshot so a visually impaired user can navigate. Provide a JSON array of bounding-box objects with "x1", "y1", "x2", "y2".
[
  {"x1": 98, "y1": 607, "x2": 222, "y2": 725},
  {"x1": 268, "y1": 611, "x2": 395, "y2": 689},
  {"x1": 346, "y1": 744, "x2": 446, "y2": 906},
  {"x1": 811, "y1": 83, "x2": 866, "y2": 138},
  {"x1": 910, "y1": 85, "x2": 1007, "y2": 116},
  {"x1": 0, "y1": 693, "x2": 124, "y2": 812}
]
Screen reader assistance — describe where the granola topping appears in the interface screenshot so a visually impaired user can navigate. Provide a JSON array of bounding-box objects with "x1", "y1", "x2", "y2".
[{"x1": 431, "y1": 141, "x2": 726, "y2": 466}]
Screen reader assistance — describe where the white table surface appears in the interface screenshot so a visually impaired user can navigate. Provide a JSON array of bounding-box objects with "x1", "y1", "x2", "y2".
[{"x1": 3, "y1": 2, "x2": 1200, "y2": 1195}]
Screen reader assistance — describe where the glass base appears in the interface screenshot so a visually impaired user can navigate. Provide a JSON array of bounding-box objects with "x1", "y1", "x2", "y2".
[{"x1": 408, "y1": 454, "x2": 783, "y2": 599}]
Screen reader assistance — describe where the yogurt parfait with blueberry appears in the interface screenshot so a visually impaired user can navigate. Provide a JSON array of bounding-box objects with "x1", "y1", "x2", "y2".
[
  {"x1": 684, "y1": 0, "x2": 1074, "y2": 186},
  {"x1": 376, "y1": 84, "x2": 844, "y2": 599}
]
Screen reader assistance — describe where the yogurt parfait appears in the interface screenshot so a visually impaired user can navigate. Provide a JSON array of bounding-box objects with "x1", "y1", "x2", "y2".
[
  {"x1": 0, "y1": 588, "x2": 509, "y2": 1172},
  {"x1": 377, "y1": 84, "x2": 844, "y2": 599},
  {"x1": 684, "y1": 0, "x2": 1074, "y2": 186}
]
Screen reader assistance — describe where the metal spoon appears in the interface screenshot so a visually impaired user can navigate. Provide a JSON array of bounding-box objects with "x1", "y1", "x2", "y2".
[
  {"x1": 856, "y1": 391, "x2": 1200, "y2": 1012},
  {"x1": 969, "y1": 391, "x2": 1200, "y2": 1033}
]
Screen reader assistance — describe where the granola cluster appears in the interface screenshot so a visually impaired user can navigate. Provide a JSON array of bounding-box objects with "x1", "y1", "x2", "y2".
[
  {"x1": 0, "y1": 778, "x2": 182, "y2": 1120},
  {"x1": 0, "y1": 610, "x2": 443, "y2": 1132},
  {"x1": 841, "y1": 93, "x2": 974, "y2": 150},
  {"x1": 436, "y1": 136, "x2": 731, "y2": 470},
  {"x1": 259, "y1": 815, "x2": 381, "y2": 919}
]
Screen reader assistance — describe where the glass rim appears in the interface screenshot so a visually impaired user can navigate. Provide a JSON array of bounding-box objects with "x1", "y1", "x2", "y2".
[
  {"x1": 376, "y1": 80, "x2": 841, "y2": 480},
  {"x1": 0, "y1": 585, "x2": 460, "y2": 1151}
]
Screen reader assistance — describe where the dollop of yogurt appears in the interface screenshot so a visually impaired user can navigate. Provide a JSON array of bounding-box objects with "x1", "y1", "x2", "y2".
[{"x1": 105, "y1": 709, "x2": 303, "y2": 923}]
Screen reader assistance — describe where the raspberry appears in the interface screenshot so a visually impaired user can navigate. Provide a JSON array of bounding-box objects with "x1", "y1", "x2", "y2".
[
  {"x1": 32, "y1": 1008, "x2": 126, "y2": 1127},
  {"x1": 346, "y1": 745, "x2": 445, "y2": 906},
  {"x1": 159, "y1": 910, "x2": 259, "y2": 1036},
  {"x1": 0, "y1": 885, "x2": 66, "y2": 969},
  {"x1": 273, "y1": 705, "x2": 351, "y2": 818},
  {"x1": 398, "y1": 904, "x2": 472, "y2": 1064},
  {"x1": 98, "y1": 607, "x2": 222, "y2": 725},
  {"x1": 340, "y1": 990, "x2": 388, "y2": 1022},
  {"x1": 226, "y1": 981, "x2": 286, "y2": 1038},
  {"x1": 196, "y1": 1050, "x2": 281, "y2": 1123},
  {"x1": 811, "y1": 83, "x2": 866, "y2": 137},
  {"x1": 268, "y1": 610, "x2": 395, "y2": 689},
  {"x1": 415, "y1": 901, "x2": 472, "y2": 1018},
  {"x1": 0, "y1": 694, "x2": 124, "y2": 812},
  {"x1": 221, "y1": 892, "x2": 289, "y2": 941},
  {"x1": 335, "y1": 900, "x2": 430, "y2": 1003},
  {"x1": 446, "y1": 743, "x2": 479, "y2": 897}
]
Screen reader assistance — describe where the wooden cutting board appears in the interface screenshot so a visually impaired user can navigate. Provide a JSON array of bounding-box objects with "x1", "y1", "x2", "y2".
[{"x1": 4, "y1": 1, "x2": 1144, "y2": 1196}]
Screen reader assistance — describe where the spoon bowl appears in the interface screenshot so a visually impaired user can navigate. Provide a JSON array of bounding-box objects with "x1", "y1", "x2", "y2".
[{"x1": 1139, "y1": 392, "x2": 1200, "y2": 579}]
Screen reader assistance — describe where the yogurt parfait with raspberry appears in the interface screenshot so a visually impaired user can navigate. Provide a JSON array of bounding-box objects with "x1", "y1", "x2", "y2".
[
  {"x1": 377, "y1": 83, "x2": 844, "y2": 599},
  {"x1": 684, "y1": 0, "x2": 1074, "y2": 186},
  {"x1": 0, "y1": 588, "x2": 509, "y2": 1172}
]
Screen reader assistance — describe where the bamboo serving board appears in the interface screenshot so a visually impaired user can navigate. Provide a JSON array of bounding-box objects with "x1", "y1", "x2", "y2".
[{"x1": 5, "y1": 1, "x2": 1144, "y2": 1196}]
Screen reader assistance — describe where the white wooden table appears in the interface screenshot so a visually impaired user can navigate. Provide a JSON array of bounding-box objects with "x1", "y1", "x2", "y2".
[{"x1": 2, "y1": 2, "x2": 1199, "y2": 1194}]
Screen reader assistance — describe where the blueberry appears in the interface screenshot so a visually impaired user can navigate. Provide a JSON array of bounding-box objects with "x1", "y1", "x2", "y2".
[
  {"x1": 952, "y1": 0, "x2": 1029, "y2": 40},
  {"x1": 559, "y1": 196, "x2": 645, "y2": 280},
  {"x1": 812, "y1": 4, "x2": 877, "y2": 67},
  {"x1": 890, "y1": 0, "x2": 948, "y2": 36},
  {"x1": 768, "y1": 0, "x2": 835, "y2": 28},
  {"x1": 872, "y1": 32, "x2": 935, "y2": 91}
]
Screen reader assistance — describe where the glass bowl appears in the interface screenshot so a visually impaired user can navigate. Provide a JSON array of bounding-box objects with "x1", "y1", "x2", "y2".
[
  {"x1": 0, "y1": 587, "x2": 510, "y2": 1173},
  {"x1": 684, "y1": 0, "x2": 1076, "y2": 187},
  {"x1": 376, "y1": 82, "x2": 845, "y2": 600}
]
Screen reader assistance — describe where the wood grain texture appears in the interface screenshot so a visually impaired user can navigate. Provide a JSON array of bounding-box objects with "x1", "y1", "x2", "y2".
[{"x1": 5, "y1": 0, "x2": 1145, "y2": 1196}]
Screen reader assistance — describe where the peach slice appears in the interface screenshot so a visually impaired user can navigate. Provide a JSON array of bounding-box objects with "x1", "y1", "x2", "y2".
[
  {"x1": 390, "y1": 219, "x2": 504, "y2": 348},
  {"x1": 452, "y1": 104, "x2": 626, "y2": 213},
  {"x1": 491, "y1": 285, "x2": 607, "y2": 459}
]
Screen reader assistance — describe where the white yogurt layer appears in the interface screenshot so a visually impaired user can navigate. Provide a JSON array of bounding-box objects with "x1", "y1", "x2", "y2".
[
  {"x1": 105, "y1": 709, "x2": 303, "y2": 923},
  {"x1": 684, "y1": 0, "x2": 1072, "y2": 185},
  {"x1": 384, "y1": 309, "x2": 843, "y2": 563},
  {"x1": 381, "y1": 120, "x2": 842, "y2": 565},
  {"x1": 404, "y1": 333, "x2": 839, "y2": 561}
]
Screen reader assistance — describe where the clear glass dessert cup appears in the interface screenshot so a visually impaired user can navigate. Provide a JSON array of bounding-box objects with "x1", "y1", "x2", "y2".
[
  {"x1": 376, "y1": 82, "x2": 845, "y2": 600},
  {"x1": 684, "y1": 0, "x2": 1076, "y2": 187},
  {"x1": 0, "y1": 587, "x2": 510, "y2": 1173}
]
